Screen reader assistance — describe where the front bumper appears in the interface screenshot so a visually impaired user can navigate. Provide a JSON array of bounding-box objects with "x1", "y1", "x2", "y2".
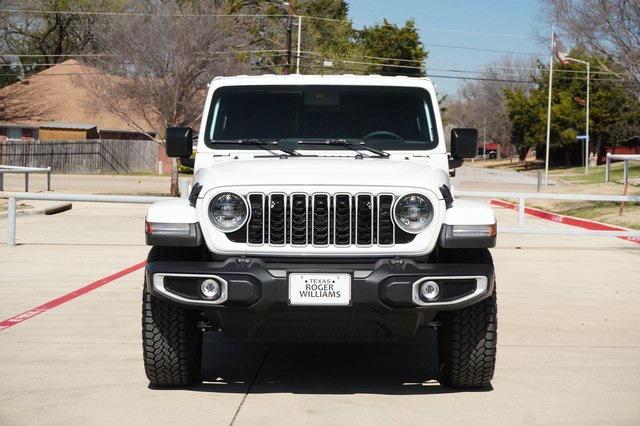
[{"x1": 145, "y1": 257, "x2": 494, "y2": 341}]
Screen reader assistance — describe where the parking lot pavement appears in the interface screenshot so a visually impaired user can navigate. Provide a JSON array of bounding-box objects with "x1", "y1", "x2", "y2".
[
  {"x1": 1, "y1": 203, "x2": 639, "y2": 425},
  {"x1": 0, "y1": 173, "x2": 172, "y2": 195}
]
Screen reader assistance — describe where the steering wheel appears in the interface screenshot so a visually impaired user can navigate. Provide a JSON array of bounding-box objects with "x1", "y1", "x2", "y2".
[{"x1": 362, "y1": 130, "x2": 404, "y2": 141}]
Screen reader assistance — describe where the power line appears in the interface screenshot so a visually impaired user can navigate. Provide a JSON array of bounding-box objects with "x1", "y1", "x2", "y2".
[
  {"x1": 0, "y1": 8, "x2": 288, "y2": 18},
  {"x1": 0, "y1": 53, "x2": 115, "y2": 58},
  {"x1": 0, "y1": 50, "x2": 288, "y2": 60},
  {"x1": 301, "y1": 15, "x2": 530, "y2": 39},
  {"x1": 0, "y1": 66, "x2": 624, "y2": 84},
  {"x1": 362, "y1": 55, "x2": 424, "y2": 64},
  {"x1": 427, "y1": 43, "x2": 544, "y2": 57},
  {"x1": 0, "y1": 72, "x2": 106, "y2": 77},
  {"x1": 429, "y1": 74, "x2": 534, "y2": 84},
  {"x1": 298, "y1": 53, "x2": 624, "y2": 82},
  {"x1": 1, "y1": 8, "x2": 533, "y2": 40},
  {"x1": 0, "y1": 48, "x2": 626, "y2": 83},
  {"x1": 337, "y1": 59, "x2": 424, "y2": 71},
  {"x1": 254, "y1": 62, "x2": 534, "y2": 84},
  {"x1": 420, "y1": 27, "x2": 529, "y2": 39},
  {"x1": 0, "y1": 54, "x2": 616, "y2": 76},
  {"x1": 428, "y1": 66, "x2": 617, "y2": 77}
]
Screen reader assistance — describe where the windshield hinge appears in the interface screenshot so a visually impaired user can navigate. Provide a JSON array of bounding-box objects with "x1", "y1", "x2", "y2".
[
  {"x1": 440, "y1": 185, "x2": 454, "y2": 209},
  {"x1": 188, "y1": 183, "x2": 202, "y2": 207}
]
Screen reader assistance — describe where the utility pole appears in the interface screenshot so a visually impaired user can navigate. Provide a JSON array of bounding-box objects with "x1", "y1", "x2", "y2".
[
  {"x1": 483, "y1": 117, "x2": 487, "y2": 160},
  {"x1": 284, "y1": 2, "x2": 293, "y2": 75}
]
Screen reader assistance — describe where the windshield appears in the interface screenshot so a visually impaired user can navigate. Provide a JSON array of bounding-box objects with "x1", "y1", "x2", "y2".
[{"x1": 205, "y1": 85, "x2": 439, "y2": 151}]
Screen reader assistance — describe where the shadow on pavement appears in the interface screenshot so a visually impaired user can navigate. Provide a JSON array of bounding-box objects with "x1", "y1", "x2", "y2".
[{"x1": 183, "y1": 328, "x2": 491, "y2": 395}]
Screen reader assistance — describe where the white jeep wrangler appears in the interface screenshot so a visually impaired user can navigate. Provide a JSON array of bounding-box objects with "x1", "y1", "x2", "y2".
[{"x1": 143, "y1": 74, "x2": 497, "y2": 389}]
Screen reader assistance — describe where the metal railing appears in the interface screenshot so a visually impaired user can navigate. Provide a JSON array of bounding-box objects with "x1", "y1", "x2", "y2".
[
  {"x1": 0, "y1": 165, "x2": 52, "y2": 192},
  {"x1": 605, "y1": 153, "x2": 639, "y2": 184},
  {"x1": 1, "y1": 189, "x2": 639, "y2": 246},
  {"x1": 1, "y1": 191, "x2": 175, "y2": 246},
  {"x1": 454, "y1": 190, "x2": 640, "y2": 239}
]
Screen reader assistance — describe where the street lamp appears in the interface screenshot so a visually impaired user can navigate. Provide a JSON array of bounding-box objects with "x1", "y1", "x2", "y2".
[{"x1": 566, "y1": 57, "x2": 590, "y2": 175}]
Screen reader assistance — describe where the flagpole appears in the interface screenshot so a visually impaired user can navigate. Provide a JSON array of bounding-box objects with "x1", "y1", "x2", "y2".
[{"x1": 544, "y1": 25, "x2": 554, "y2": 188}]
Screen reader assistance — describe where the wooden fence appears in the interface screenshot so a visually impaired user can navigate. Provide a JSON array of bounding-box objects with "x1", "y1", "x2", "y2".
[{"x1": 0, "y1": 139, "x2": 160, "y2": 174}]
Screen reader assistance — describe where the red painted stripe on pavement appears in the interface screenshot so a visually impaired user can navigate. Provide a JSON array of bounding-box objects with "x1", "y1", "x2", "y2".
[
  {"x1": 490, "y1": 199, "x2": 640, "y2": 244},
  {"x1": 0, "y1": 260, "x2": 146, "y2": 332}
]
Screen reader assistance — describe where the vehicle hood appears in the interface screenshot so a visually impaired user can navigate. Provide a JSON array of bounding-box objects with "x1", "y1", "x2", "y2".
[{"x1": 194, "y1": 157, "x2": 449, "y2": 194}]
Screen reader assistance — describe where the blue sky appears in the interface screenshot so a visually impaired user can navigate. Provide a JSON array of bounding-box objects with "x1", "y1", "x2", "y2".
[{"x1": 346, "y1": 0, "x2": 548, "y2": 96}]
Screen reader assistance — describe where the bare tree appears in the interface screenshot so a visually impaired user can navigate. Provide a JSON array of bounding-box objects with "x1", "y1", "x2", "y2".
[
  {"x1": 445, "y1": 56, "x2": 536, "y2": 156},
  {"x1": 84, "y1": 0, "x2": 249, "y2": 195},
  {"x1": 0, "y1": 0, "x2": 114, "y2": 65},
  {"x1": 542, "y1": 0, "x2": 640, "y2": 98}
]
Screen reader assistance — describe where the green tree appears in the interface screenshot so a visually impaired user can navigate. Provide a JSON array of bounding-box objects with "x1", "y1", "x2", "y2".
[
  {"x1": 504, "y1": 88, "x2": 544, "y2": 162},
  {"x1": 505, "y1": 49, "x2": 640, "y2": 166},
  {"x1": 236, "y1": 0, "x2": 360, "y2": 74},
  {"x1": 357, "y1": 19, "x2": 426, "y2": 77},
  {"x1": 228, "y1": 2, "x2": 427, "y2": 76}
]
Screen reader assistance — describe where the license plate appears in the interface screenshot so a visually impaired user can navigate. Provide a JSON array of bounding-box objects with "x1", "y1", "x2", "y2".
[{"x1": 288, "y1": 273, "x2": 351, "y2": 306}]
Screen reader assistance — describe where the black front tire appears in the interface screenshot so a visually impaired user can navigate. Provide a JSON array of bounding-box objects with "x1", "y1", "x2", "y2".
[
  {"x1": 437, "y1": 248, "x2": 497, "y2": 389},
  {"x1": 142, "y1": 247, "x2": 203, "y2": 387}
]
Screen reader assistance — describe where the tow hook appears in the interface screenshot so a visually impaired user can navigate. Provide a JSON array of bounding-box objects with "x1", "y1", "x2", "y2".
[
  {"x1": 236, "y1": 256, "x2": 251, "y2": 271},
  {"x1": 390, "y1": 257, "x2": 407, "y2": 271},
  {"x1": 428, "y1": 320, "x2": 443, "y2": 329}
]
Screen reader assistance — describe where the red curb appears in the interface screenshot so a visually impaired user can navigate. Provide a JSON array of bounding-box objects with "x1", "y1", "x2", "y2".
[
  {"x1": 490, "y1": 199, "x2": 640, "y2": 245},
  {"x1": 0, "y1": 260, "x2": 146, "y2": 332}
]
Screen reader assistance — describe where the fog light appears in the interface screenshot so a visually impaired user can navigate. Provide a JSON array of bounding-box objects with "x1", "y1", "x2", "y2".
[
  {"x1": 201, "y1": 278, "x2": 222, "y2": 300},
  {"x1": 419, "y1": 280, "x2": 440, "y2": 301}
]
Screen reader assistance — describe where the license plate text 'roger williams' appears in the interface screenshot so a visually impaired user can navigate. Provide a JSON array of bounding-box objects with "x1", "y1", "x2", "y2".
[{"x1": 288, "y1": 273, "x2": 351, "y2": 306}]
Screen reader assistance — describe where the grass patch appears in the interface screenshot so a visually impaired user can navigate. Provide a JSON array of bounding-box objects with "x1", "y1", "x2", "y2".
[
  {"x1": 526, "y1": 200, "x2": 640, "y2": 231},
  {"x1": 550, "y1": 161, "x2": 640, "y2": 186}
]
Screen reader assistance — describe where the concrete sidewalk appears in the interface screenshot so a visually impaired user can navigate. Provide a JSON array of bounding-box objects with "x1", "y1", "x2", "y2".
[{"x1": 1, "y1": 204, "x2": 639, "y2": 424}]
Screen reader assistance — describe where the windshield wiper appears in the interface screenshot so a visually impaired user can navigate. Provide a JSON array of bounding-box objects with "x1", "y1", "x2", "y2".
[
  {"x1": 212, "y1": 138, "x2": 301, "y2": 156},
  {"x1": 297, "y1": 139, "x2": 390, "y2": 158}
]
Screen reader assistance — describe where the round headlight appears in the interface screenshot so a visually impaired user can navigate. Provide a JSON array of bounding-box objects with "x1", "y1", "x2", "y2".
[
  {"x1": 209, "y1": 192, "x2": 248, "y2": 232},
  {"x1": 394, "y1": 194, "x2": 433, "y2": 233}
]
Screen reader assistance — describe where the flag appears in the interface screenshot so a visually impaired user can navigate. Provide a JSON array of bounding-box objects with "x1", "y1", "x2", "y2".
[{"x1": 552, "y1": 33, "x2": 570, "y2": 64}]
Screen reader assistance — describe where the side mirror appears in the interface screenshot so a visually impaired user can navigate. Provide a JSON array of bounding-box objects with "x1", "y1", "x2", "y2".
[
  {"x1": 166, "y1": 127, "x2": 193, "y2": 158},
  {"x1": 448, "y1": 128, "x2": 478, "y2": 173},
  {"x1": 451, "y1": 128, "x2": 478, "y2": 159}
]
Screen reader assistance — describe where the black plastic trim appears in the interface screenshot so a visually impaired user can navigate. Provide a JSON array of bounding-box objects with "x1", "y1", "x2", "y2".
[
  {"x1": 145, "y1": 257, "x2": 494, "y2": 341},
  {"x1": 146, "y1": 257, "x2": 494, "y2": 311}
]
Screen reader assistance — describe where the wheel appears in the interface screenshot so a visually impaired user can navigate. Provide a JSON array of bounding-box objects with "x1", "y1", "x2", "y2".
[
  {"x1": 489, "y1": 151, "x2": 497, "y2": 159},
  {"x1": 142, "y1": 247, "x2": 203, "y2": 387},
  {"x1": 437, "y1": 248, "x2": 497, "y2": 389}
]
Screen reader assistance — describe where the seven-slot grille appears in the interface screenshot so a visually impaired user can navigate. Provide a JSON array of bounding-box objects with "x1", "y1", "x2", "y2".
[{"x1": 243, "y1": 193, "x2": 398, "y2": 247}]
